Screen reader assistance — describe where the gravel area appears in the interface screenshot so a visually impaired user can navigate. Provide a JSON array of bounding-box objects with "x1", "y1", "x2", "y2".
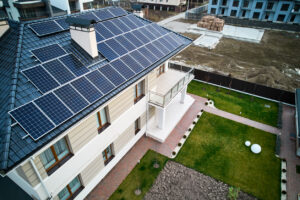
[{"x1": 144, "y1": 161, "x2": 256, "y2": 200}]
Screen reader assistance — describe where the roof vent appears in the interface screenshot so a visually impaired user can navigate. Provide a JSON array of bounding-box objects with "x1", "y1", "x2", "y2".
[{"x1": 66, "y1": 17, "x2": 99, "y2": 59}]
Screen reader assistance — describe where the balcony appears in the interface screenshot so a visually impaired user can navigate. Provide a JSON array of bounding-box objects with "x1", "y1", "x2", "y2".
[{"x1": 149, "y1": 67, "x2": 194, "y2": 107}]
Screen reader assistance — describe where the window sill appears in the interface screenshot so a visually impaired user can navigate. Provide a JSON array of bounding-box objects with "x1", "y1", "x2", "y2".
[
  {"x1": 46, "y1": 153, "x2": 73, "y2": 176},
  {"x1": 134, "y1": 94, "x2": 145, "y2": 104},
  {"x1": 98, "y1": 123, "x2": 111, "y2": 134},
  {"x1": 104, "y1": 155, "x2": 115, "y2": 166}
]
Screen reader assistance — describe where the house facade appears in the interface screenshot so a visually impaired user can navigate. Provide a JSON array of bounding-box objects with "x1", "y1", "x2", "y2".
[
  {"x1": 0, "y1": 7, "x2": 193, "y2": 200},
  {"x1": 208, "y1": 0, "x2": 300, "y2": 24},
  {"x1": 137, "y1": 0, "x2": 187, "y2": 12}
]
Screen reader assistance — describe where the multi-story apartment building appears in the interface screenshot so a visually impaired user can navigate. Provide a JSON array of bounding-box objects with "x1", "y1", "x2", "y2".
[
  {"x1": 2, "y1": 0, "x2": 96, "y2": 21},
  {"x1": 208, "y1": 0, "x2": 300, "y2": 24},
  {"x1": 296, "y1": 89, "x2": 300, "y2": 156},
  {"x1": 137, "y1": 0, "x2": 187, "y2": 12},
  {"x1": 0, "y1": 7, "x2": 193, "y2": 200}
]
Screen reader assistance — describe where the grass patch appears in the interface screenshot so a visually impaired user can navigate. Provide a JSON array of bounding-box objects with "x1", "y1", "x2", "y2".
[
  {"x1": 188, "y1": 80, "x2": 278, "y2": 127},
  {"x1": 109, "y1": 150, "x2": 168, "y2": 200},
  {"x1": 174, "y1": 112, "x2": 281, "y2": 200},
  {"x1": 296, "y1": 165, "x2": 300, "y2": 174}
]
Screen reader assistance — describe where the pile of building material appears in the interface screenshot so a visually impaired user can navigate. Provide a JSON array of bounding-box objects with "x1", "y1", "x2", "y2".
[{"x1": 197, "y1": 16, "x2": 225, "y2": 32}]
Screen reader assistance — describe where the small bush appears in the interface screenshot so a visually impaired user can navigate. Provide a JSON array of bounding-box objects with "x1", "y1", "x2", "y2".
[
  {"x1": 282, "y1": 179, "x2": 287, "y2": 183},
  {"x1": 183, "y1": 135, "x2": 187, "y2": 139},
  {"x1": 188, "y1": 128, "x2": 192, "y2": 131},
  {"x1": 117, "y1": 189, "x2": 123, "y2": 193},
  {"x1": 282, "y1": 169, "x2": 287, "y2": 173},
  {"x1": 201, "y1": 109, "x2": 204, "y2": 112},
  {"x1": 178, "y1": 143, "x2": 182, "y2": 147},
  {"x1": 205, "y1": 102, "x2": 208, "y2": 106},
  {"x1": 197, "y1": 115, "x2": 200, "y2": 118},
  {"x1": 193, "y1": 121, "x2": 196, "y2": 124},
  {"x1": 228, "y1": 187, "x2": 240, "y2": 200},
  {"x1": 172, "y1": 151, "x2": 176, "y2": 156},
  {"x1": 282, "y1": 190, "x2": 287, "y2": 195}
]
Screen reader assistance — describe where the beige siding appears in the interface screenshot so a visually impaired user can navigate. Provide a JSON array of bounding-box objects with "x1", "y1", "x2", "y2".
[
  {"x1": 16, "y1": 166, "x2": 29, "y2": 184},
  {"x1": 114, "y1": 124, "x2": 135, "y2": 155},
  {"x1": 140, "y1": 112, "x2": 146, "y2": 127},
  {"x1": 148, "y1": 70, "x2": 158, "y2": 90},
  {"x1": 21, "y1": 162, "x2": 39, "y2": 187},
  {"x1": 53, "y1": 196, "x2": 60, "y2": 200},
  {"x1": 108, "y1": 87, "x2": 134, "y2": 122},
  {"x1": 149, "y1": 106, "x2": 155, "y2": 119},
  {"x1": 68, "y1": 114, "x2": 98, "y2": 153},
  {"x1": 80, "y1": 154, "x2": 105, "y2": 186}
]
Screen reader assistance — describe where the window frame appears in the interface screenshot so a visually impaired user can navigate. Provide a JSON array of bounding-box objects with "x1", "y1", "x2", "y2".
[
  {"x1": 58, "y1": 176, "x2": 84, "y2": 200},
  {"x1": 134, "y1": 80, "x2": 145, "y2": 104},
  {"x1": 97, "y1": 107, "x2": 110, "y2": 133},
  {"x1": 232, "y1": 0, "x2": 239, "y2": 7},
  {"x1": 255, "y1": 2, "x2": 263, "y2": 9},
  {"x1": 243, "y1": 0, "x2": 249, "y2": 8},
  {"x1": 281, "y1": 4, "x2": 289, "y2": 11},
  {"x1": 40, "y1": 138, "x2": 73, "y2": 176},
  {"x1": 157, "y1": 64, "x2": 165, "y2": 77},
  {"x1": 102, "y1": 144, "x2": 114, "y2": 165},
  {"x1": 135, "y1": 118, "x2": 141, "y2": 135},
  {"x1": 267, "y1": 2, "x2": 274, "y2": 10}
]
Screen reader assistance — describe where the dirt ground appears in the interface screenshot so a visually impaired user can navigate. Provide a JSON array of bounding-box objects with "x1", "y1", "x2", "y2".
[
  {"x1": 145, "y1": 10, "x2": 178, "y2": 22},
  {"x1": 172, "y1": 30, "x2": 300, "y2": 92}
]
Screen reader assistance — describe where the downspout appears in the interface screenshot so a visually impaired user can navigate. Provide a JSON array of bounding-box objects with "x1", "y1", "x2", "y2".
[{"x1": 29, "y1": 157, "x2": 52, "y2": 200}]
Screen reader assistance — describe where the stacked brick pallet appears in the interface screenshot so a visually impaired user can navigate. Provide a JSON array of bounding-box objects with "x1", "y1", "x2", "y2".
[{"x1": 197, "y1": 16, "x2": 225, "y2": 32}]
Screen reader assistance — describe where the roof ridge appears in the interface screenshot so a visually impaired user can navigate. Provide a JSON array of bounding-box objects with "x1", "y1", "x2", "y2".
[{"x1": 1, "y1": 22, "x2": 25, "y2": 171}]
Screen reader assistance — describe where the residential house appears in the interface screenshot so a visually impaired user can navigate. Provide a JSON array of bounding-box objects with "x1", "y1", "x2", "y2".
[
  {"x1": 0, "y1": 7, "x2": 193, "y2": 200},
  {"x1": 137, "y1": 0, "x2": 187, "y2": 12},
  {"x1": 208, "y1": 0, "x2": 300, "y2": 24}
]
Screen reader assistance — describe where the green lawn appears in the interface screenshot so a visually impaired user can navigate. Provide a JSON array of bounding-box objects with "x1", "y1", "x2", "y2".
[
  {"x1": 188, "y1": 80, "x2": 279, "y2": 127},
  {"x1": 109, "y1": 150, "x2": 169, "y2": 200},
  {"x1": 174, "y1": 112, "x2": 281, "y2": 200}
]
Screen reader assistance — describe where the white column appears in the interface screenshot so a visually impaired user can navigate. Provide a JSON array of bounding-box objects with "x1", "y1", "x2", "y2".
[
  {"x1": 180, "y1": 86, "x2": 187, "y2": 104},
  {"x1": 155, "y1": 107, "x2": 166, "y2": 129},
  {"x1": 78, "y1": 0, "x2": 84, "y2": 12},
  {"x1": 164, "y1": 60, "x2": 169, "y2": 72}
]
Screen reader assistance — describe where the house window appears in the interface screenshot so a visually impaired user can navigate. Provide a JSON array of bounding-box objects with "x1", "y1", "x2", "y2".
[
  {"x1": 221, "y1": 8, "x2": 225, "y2": 15},
  {"x1": 290, "y1": 14, "x2": 296, "y2": 22},
  {"x1": 58, "y1": 176, "x2": 83, "y2": 200},
  {"x1": 134, "y1": 80, "x2": 145, "y2": 103},
  {"x1": 267, "y1": 2, "x2": 274, "y2": 10},
  {"x1": 232, "y1": 0, "x2": 239, "y2": 7},
  {"x1": 211, "y1": 8, "x2": 216, "y2": 14},
  {"x1": 102, "y1": 144, "x2": 114, "y2": 165},
  {"x1": 264, "y1": 14, "x2": 269, "y2": 20},
  {"x1": 212, "y1": 0, "x2": 217, "y2": 5},
  {"x1": 157, "y1": 65, "x2": 165, "y2": 76},
  {"x1": 243, "y1": 0, "x2": 249, "y2": 8},
  {"x1": 135, "y1": 118, "x2": 141, "y2": 134},
  {"x1": 242, "y1": 10, "x2": 246, "y2": 17},
  {"x1": 255, "y1": 2, "x2": 263, "y2": 9},
  {"x1": 222, "y1": 0, "x2": 227, "y2": 6},
  {"x1": 97, "y1": 107, "x2": 110, "y2": 133},
  {"x1": 230, "y1": 10, "x2": 237, "y2": 17},
  {"x1": 281, "y1": 4, "x2": 289, "y2": 11},
  {"x1": 277, "y1": 14, "x2": 285, "y2": 22},
  {"x1": 40, "y1": 138, "x2": 72, "y2": 175},
  {"x1": 253, "y1": 12, "x2": 260, "y2": 19},
  {"x1": 295, "y1": 4, "x2": 300, "y2": 12}
]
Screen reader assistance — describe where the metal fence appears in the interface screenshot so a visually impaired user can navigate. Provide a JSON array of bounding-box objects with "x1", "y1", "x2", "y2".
[
  {"x1": 169, "y1": 63, "x2": 295, "y2": 105},
  {"x1": 185, "y1": 4, "x2": 208, "y2": 20}
]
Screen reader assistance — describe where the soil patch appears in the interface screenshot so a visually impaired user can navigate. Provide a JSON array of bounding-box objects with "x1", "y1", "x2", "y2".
[{"x1": 144, "y1": 161, "x2": 256, "y2": 200}]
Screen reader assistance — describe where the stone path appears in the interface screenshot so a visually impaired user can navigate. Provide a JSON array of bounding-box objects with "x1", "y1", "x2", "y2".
[
  {"x1": 279, "y1": 105, "x2": 300, "y2": 200},
  {"x1": 86, "y1": 94, "x2": 292, "y2": 200},
  {"x1": 145, "y1": 161, "x2": 256, "y2": 200}
]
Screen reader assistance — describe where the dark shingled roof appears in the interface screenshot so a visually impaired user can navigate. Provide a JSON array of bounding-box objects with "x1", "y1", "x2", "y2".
[{"x1": 0, "y1": 7, "x2": 192, "y2": 173}]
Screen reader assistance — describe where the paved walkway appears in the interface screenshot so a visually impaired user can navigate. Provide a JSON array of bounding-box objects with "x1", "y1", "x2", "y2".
[
  {"x1": 86, "y1": 94, "x2": 291, "y2": 200},
  {"x1": 280, "y1": 105, "x2": 300, "y2": 200},
  {"x1": 157, "y1": 12, "x2": 185, "y2": 26},
  {"x1": 190, "y1": 94, "x2": 281, "y2": 135}
]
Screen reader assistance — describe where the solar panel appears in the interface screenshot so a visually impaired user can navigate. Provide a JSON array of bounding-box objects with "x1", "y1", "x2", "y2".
[
  {"x1": 86, "y1": 70, "x2": 115, "y2": 94},
  {"x1": 77, "y1": 12, "x2": 99, "y2": 21},
  {"x1": 95, "y1": 31, "x2": 105, "y2": 42},
  {"x1": 145, "y1": 43, "x2": 165, "y2": 59},
  {"x1": 140, "y1": 27, "x2": 156, "y2": 40},
  {"x1": 105, "y1": 38, "x2": 127, "y2": 56},
  {"x1": 119, "y1": 16, "x2": 137, "y2": 29},
  {"x1": 131, "y1": 29, "x2": 150, "y2": 44},
  {"x1": 29, "y1": 21, "x2": 63, "y2": 36},
  {"x1": 129, "y1": 50, "x2": 151, "y2": 68},
  {"x1": 97, "y1": 42, "x2": 119, "y2": 61},
  {"x1": 110, "y1": 18, "x2": 131, "y2": 32},
  {"x1": 59, "y1": 54, "x2": 89, "y2": 76},
  {"x1": 42, "y1": 59, "x2": 75, "y2": 84},
  {"x1": 94, "y1": 23, "x2": 114, "y2": 39},
  {"x1": 138, "y1": 47, "x2": 158, "y2": 63},
  {"x1": 153, "y1": 40, "x2": 171, "y2": 54},
  {"x1": 71, "y1": 77, "x2": 103, "y2": 103},
  {"x1": 55, "y1": 19, "x2": 69, "y2": 30},
  {"x1": 147, "y1": 24, "x2": 162, "y2": 36},
  {"x1": 23, "y1": 65, "x2": 60, "y2": 93},
  {"x1": 123, "y1": 32, "x2": 143, "y2": 47},
  {"x1": 54, "y1": 84, "x2": 89, "y2": 113},
  {"x1": 168, "y1": 32, "x2": 184, "y2": 47},
  {"x1": 10, "y1": 102, "x2": 55, "y2": 141},
  {"x1": 152, "y1": 23, "x2": 168, "y2": 36},
  {"x1": 99, "y1": 64, "x2": 126, "y2": 86},
  {"x1": 159, "y1": 36, "x2": 176, "y2": 51},
  {"x1": 120, "y1": 54, "x2": 144, "y2": 73},
  {"x1": 110, "y1": 60, "x2": 135, "y2": 79},
  {"x1": 115, "y1": 35, "x2": 136, "y2": 51},
  {"x1": 94, "y1": 9, "x2": 114, "y2": 21},
  {"x1": 109, "y1": 7, "x2": 127, "y2": 17},
  {"x1": 102, "y1": 21, "x2": 123, "y2": 35},
  {"x1": 35, "y1": 93, "x2": 73, "y2": 125},
  {"x1": 31, "y1": 44, "x2": 67, "y2": 62},
  {"x1": 127, "y1": 14, "x2": 145, "y2": 27}
]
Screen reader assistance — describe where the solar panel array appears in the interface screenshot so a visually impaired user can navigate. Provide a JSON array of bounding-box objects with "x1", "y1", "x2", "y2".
[
  {"x1": 10, "y1": 8, "x2": 189, "y2": 141},
  {"x1": 29, "y1": 7, "x2": 127, "y2": 37}
]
